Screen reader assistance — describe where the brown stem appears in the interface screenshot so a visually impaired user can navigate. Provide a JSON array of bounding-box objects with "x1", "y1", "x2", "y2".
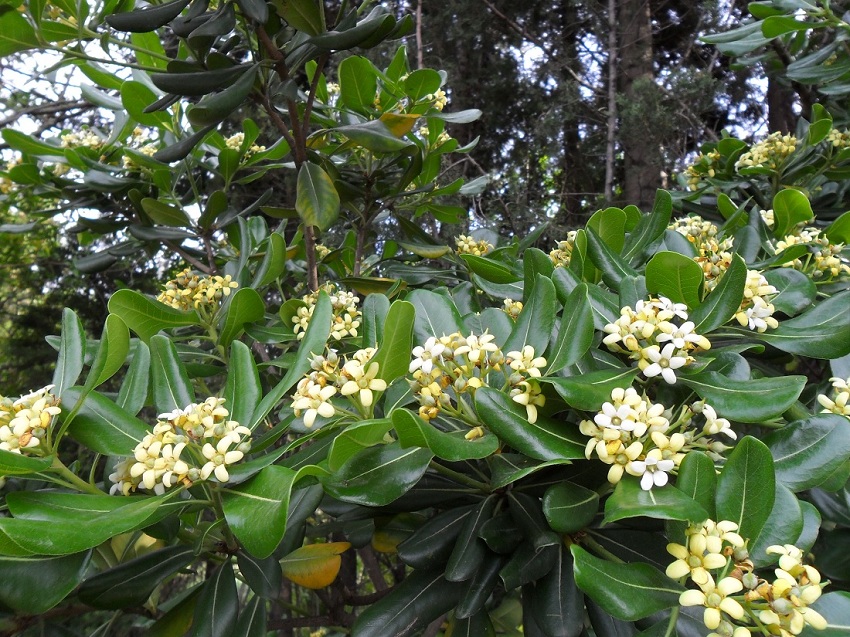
[
  {"x1": 166, "y1": 241, "x2": 212, "y2": 273},
  {"x1": 344, "y1": 587, "x2": 396, "y2": 606},
  {"x1": 358, "y1": 546, "x2": 388, "y2": 591},
  {"x1": 604, "y1": 0, "x2": 617, "y2": 203}
]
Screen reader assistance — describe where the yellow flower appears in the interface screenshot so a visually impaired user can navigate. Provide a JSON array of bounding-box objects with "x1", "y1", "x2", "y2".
[
  {"x1": 340, "y1": 361, "x2": 387, "y2": 408},
  {"x1": 679, "y1": 575, "x2": 744, "y2": 630}
]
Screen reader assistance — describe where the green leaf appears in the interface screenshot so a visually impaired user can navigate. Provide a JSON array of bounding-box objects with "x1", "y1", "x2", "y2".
[
  {"x1": 764, "y1": 414, "x2": 850, "y2": 493},
  {"x1": 222, "y1": 464, "x2": 324, "y2": 558},
  {"x1": 0, "y1": 449, "x2": 54, "y2": 476},
  {"x1": 78, "y1": 546, "x2": 194, "y2": 609},
  {"x1": 234, "y1": 595, "x2": 267, "y2": 636},
  {"x1": 140, "y1": 197, "x2": 191, "y2": 227},
  {"x1": 645, "y1": 251, "x2": 704, "y2": 308},
  {"x1": 84, "y1": 314, "x2": 130, "y2": 390},
  {"x1": 0, "y1": 552, "x2": 90, "y2": 613},
  {"x1": 393, "y1": 409, "x2": 498, "y2": 461},
  {"x1": 542, "y1": 481, "x2": 599, "y2": 534},
  {"x1": 117, "y1": 340, "x2": 150, "y2": 416},
  {"x1": 52, "y1": 308, "x2": 86, "y2": 399},
  {"x1": 678, "y1": 371, "x2": 805, "y2": 423},
  {"x1": 150, "y1": 65, "x2": 250, "y2": 97},
  {"x1": 150, "y1": 335, "x2": 195, "y2": 414},
  {"x1": 122, "y1": 81, "x2": 172, "y2": 129},
  {"x1": 0, "y1": 8, "x2": 40, "y2": 57},
  {"x1": 761, "y1": 15, "x2": 818, "y2": 38},
  {"x1": 808, "y1": 103, "x2": 833, "y2": 145},
  {"x1": 475, "y1": 387, "x2": 586, "y2": 461},
  {"x1": 445, "y1": 495, "x2": 497, "y2": 581},
  {"x1": 407, "y1": 289, "x2": 464, "y2": 343},
  {"x1": 105, "y1": 0, "x2": 191, "y2": 32},
  {"x1": 530, "y1": 547, "x2": 584, "y2": 637},
  {"x1": 404, "y1": 68, "x2": 442, "y2": 99},
  {"x1": 805, "y1": 591, "x2": 850, "y2": 635},
  {"x1": 745, "y1": 291, "x2": 850, "y2": 359},
  {"x1": 501, "y1": 543, "x2": 557, "y2": 590},
  {"x1": 622, "y1": 190, "x2": 673, "y2": 261},
  {"x1": 222, "y1": 341, "x2": 261, "y2": 428},
  {"x1": 571, "y1": 545, "x2": 685, "y2": 621},
  {"x1": 604, "y1": 478, "x2": 709, "y2": 525},
  {"x1": 716, "y1": 436, "x2": 775, "y2": 545},
  {"x1": 826, "y1": 210, "x2": 850, "y2": 244},
  {"x1": 772, "y1": 189, "x2": 814, "y2": 239},
  {"x1": 352, "y1": 569, "x2": 466, "y2": 637},
  {"x1": 296, "y1": 161, "x2": 340, "y2": 230},
  {"x1": 338, "y1": 55, "x2": 377, "y2": 113},
  {"x1": 63, "y1": 388, "x2": 148, "y2": 456},
  {"x1": 455, "y1": 558, "x2": 505, "y2": 621},
  {"x1": 192, "y1": 563, "x2": 238, "y2": 637},
  {"x1": 252, "y1": 232, "x2": 287, "y2": 288},
  {"x1": 188, "y1": 65, "x2": 259, "y2": 127},
  {"x1": 372, "y1": 300, "x2": 415, "y2": 381},
  {"x1": 587, "y1": 206, "x2": 627, "y2": 253},
  {"x1": 541, "y1": 368, "x2": 640, "y2": 411},
  {"x1": 398, "y1": 507, "x2": 474, "y2": 569},
  {"x1": 275, "y1": 0, "x2": 325, "y2": 35},
  {"x1": 675, "y1": 451, "x2": 716, "y2": 520},
  {"x1": 763, "y1": 267, "x2": 816, "y2": 316},
  {"x1": 108, "y1": 289, "x2": 200, "y2": 343},
  {"x1": 748, "y1": 483, "x2": 803, "y2": 568},
  {"x1": 586, "y1": 227, "x2": 639, "y2": 288},
  {"x1": 219, "y1": 288, "x2": 265, "y2": 348},
  {"x1": 237, "y1": 551, "x2": 281, "y2": 599},
  {"x1": 546, "y1": 283, "x2": 594, "y2": 374},
  {"x1": 689, "y1": 253, "x2": 747, "y2": 333},
  {"x1": 327, "y1": 419, "x2": 393, "y2": 471},
  {"x1": 335, "y1": 119, "x2": 413, "y2": 152},
  {"x1": 503, "y1": 274, "x2": 556, "y2": 356},
  {"x1": 461, "y1": 254, "x2": 522, "y2": 284},
  {"x1": 322, "y1": 442, "x2": 433, "y2": 506}
]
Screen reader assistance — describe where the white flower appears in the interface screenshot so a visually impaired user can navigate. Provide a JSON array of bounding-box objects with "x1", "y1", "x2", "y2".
[
  {"x1": 594, "y1": 401, "x2": 639, "y2": 432},
  {"x1": 340, "y1": 361, "x2": 387, "y2": 407},
  {"x1": 510, "y1": 380, "x2": 546, "y2": 424},
  {"x1": 679, "y1": 575, "x2": 745, "y2": 630},
  {"x1": 656, "y1": 320, "x2": 709, "y2": 350},
  {"x1": 629, "y1": 449, "x2": 675, "y2": 490},
  {"x1": 292, "y1": 379, "x2": 337, "y2": 427},
  {"x1": 410, "y1": 337, "x2": 446, "y2": 374},
  {"x1": 201, "y1": 436, "x2": 244, "y2": 482},
  {"x1": 506, "y1": 345, "x2": 547, "y2": 377},
  {"x1": 654, "y1": 296, "x2": 690, "y2": 321},
  {"x1": 641, "y1": 343, "x2": 689, "y2": 384}
]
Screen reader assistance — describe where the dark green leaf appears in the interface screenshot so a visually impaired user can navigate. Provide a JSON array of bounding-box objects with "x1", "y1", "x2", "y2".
[
  {"x1": 338, "y1": 56, "x2": 377, "y2": 113},
  {"x1": 0, "y1": 449, "x2": 54, "y2": 476},
  {"x1": 622, "y1": 190, "x2": 673, "y2": 261},
  {"x1": 237, "y1": 551, "x2": 282, "y2": 599},
  {"x1": 455, "y1": 555, "x2": 505, "y2": 619},
  {"x1": 541, "y1": 368, "x2": 639, "y2": 411},
  {"x1": 117, "y1": 340, "x2": 150, "y2": 416},
  {"x1": 151, "y1": 65, "x2": 250, "y2": 97},
  {"x1": 0, "y1": 9, "x2": 40, "y2": 57},
  {"x1": 336, "y1": 118, "x2": 413, "y2": 153},
  {"x1": 530, "y1": 546, "x2": 584, "y2": 637},
  {"x1": 407, "y1": 289, "x2": 465, "y2": 343},
  {"x1": 674, "y1": 451, "x2": 716, "y2": 520},
  {"x1": 764, "y1": 268, "x2": 817, "y2": 316},
  {"x1": 689, "y1": 253, "x2": 747, "y2": 333},
  {"x1": 0, "y1": 551, "x2": 90, "y2": 613},
  {"x1": 85, "y1": 314, "x2": 130, "y2": 390},
  {"x1": 372, "y1": 300, "x2": 415, "y2": 381},
  {"x1": 141, "y1": 197, "x2": 192, "y2": 227},
  {"x1": 678, "y1": 371, "x2": 805, "y2": 423},
  {"x1": 108, "y1": 289, "x2": 200, "y2": 343},
  {"x1": 504, "y1": 274, "x2": 556, "y2": 356},
  {"x1": 546, "y1": 283, "x2": 594, "y2": 374},
  {"x1": 603, "y1": 478, "x2": 709, "y2": 525},
  {"x1": 52, "y1": 308, "x2": 86, "y2": 400},
  {"x1": 772, "y1": 189, "x2": 814, "y2": 239},
  {"x1": 106, "y1": 0, "x2": 191, "y2": 32},
  {"x1": 748, "y1": 483, "x2": 803, "y2": 568},
  {"x1": 500, "y1": 543, "x2": 557, "y2": 590},
  {"x1": 716, "y1": 436, "x2": 775, "y2": 545},
  {"x1": 192, "y1": 562, "x2": 238, "y2": 637},
  {"x1": 393, "y1": 409, "x2": 499, "y2": 461},
  {"x1": 219, "y1": 288, "x2": 265, "y2": 348},
  {"x1": 461, "y1": 254, "x2": 522, "y2": 284},
  {"x1": 150, "y1": 335, "x2": 195, "y2": 414},
  {"x1": 645, "y1": 251, "x2": 704, "y2": 308},
  {"x1": 276, "y1": 0, "x2": 325, "y2": 35},
  {"x1": 63, "y1": 387, "x2": 148, "y2": 456},
  {"x1": 296, "y1": 161, "x2": 340, "y2": 230},
  {"x1": 188, "y1": 65, "x2": 259, "y2": 127},
  {"x1": 397, "y1": 507, "x2": 473, "y2": 569},
  {"x1": 445, "y1": 495, "x2": 497, "y2": 582},
  {"x1": 542, "y1": 481, "x2": 599, "y2": 534},
  {"x1": 222, "y1": 341, "x2": 261, "y2": 428}
]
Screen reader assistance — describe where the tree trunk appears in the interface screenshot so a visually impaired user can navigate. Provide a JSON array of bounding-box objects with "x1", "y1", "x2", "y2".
[
  {"x1": 617, "y1": 0, "x2": 660, "y2": 209},
  {"x1": 766, "y1": 77, "x2": 796, "y2": 133}
]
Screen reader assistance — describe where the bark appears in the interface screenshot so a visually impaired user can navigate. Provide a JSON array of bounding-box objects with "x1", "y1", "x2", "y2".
[
  {"x1": 604, "y1": 0, "x2": 617, "y2": 204},
  {"x1": 767, "y1": 77, "x2": 796, "y2": 133}
]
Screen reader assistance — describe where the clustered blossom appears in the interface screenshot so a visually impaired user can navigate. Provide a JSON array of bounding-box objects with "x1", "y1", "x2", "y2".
[
  {"x1": 502, "y1": 298, "x2": 523, "y2": 319},
  {"x1": 157, "y1": 267, "x2": 239, "y2": 312},
  {"x1": 603, "y1": 296, "x2": 710, "y2": 384},
  {"x1": 669, "y1": 215, "x2": 735, "y2": 292},
  {"x1": 549, "y1": 230, "x2": 578, "y2": 267},
  {"x1": 0, "y1": 385, "x2": 60, "y2": 455},
  {"x1": 827, "y1": 128, "x2": 850, "y2": 148},
  {"x1": 774, "y1": 226, "x2": 850, "y2": 282},
  {"x1": 578, "y1": 388, "x2": 734, "y2": 489},
  {"x1": 110, "y1": 398, "x2": 252, "y2": 496},
  {"x1": 455, "y1": 234, "x2": 493, "y2": 256},
  {"x1": 292, "y1": 283, "x2": 362, "y2": 341},
  {"x1": 1, "y1": 157, "x2": 22, "y2": 194},
  {"x1": 418, "y1": 125, "x2": 452, "y2": 148},
  {"x1": 60, "y1": 128, "x2": 103, "y2": 150},
  {"x1": 407, "y1": 330, "x2": 547, "y2": 427},
  {"x1": 683, "y1": 149, "x2": 721, "y2": 191},
  {"x1": 734, "y1": 270, "x2": 779, "y2": 333},
  {"x1": 425, "y1": 89, "x2": 448, "y2": 111},
  {"x1": 290, "y1": 348, "x2": 386, "y2": 425},
  {"x1": 224, "y1": 132, "x2": 265, "y2": 157},
  {"x1": 671, "y1": 524, "x2": 827, "y2": 637},
  {"x1": 736, "y1": 132, "x2": 798, "y2": 170},
  {"x1": 818, "y1": 376, "x2": 850, "y2": 417}
]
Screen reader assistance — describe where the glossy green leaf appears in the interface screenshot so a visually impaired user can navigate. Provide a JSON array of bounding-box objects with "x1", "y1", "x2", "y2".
[
  {"x1": 689, "y1": 253, "x2": 747, "y2": 333},
  {"x1": 275, "y1": 0, "x2": 325, "y2": 35},
  {"x1": 63, "y1": 387, "x2": 148, "y2": 455},
  {"x1": 826, "y1": 210, "x2": 850, "y2": 244},
  {"x1": 393, "y1": 409, "x2": 499, "y2": 461},
  {"x1": 352, "y1": 569, "x2": 465, "y2": 637},
  {"x1": 546, "y1": 283, "x2": 594, "y2": 374},
  {"x1": 445, "y1": 495, "x2": 497, "y2": 581},
  {"x1": 0, "y1": 449, "x2": 54, "y2": 476},
  {"x1": 150, "y1": 65, "x2": 250, "y2": 97},
  {"x1": 407, "y1": 289, "x2": 465, "y2": 343},
  {"x1": 462, "y1": 254, "x2": 522, "y2": 284},
  {"x1": 327, "y1": 418, "x2": 393, "y2": 471},
  {"x1": 237, "y1": 551, "x2": 281, "y2": 599},
  {"x1": 586, "y1": 226, "x2": 639, "y2": 288},
  {"x1": 106, "y1": 0, "x2": 190, "y2": 32},
  {"x1": 117, "y1": 340, "x2": 150, "y2": 416},
  {"x1": 764, "y1": 268, "x2": 817, "y2": 316},
  {"x1": 404, "y1": 68, "x2": 442, "y2": 99},
  {"x1": 764, "y1": 414, "x2": 850, "y2": 492},
  {"x1": 338, "y1": 55, "x2": 377, "y2": 113},
  {"x1": 192, "y1": 562, "x2": 238, "y2": 637},
  {"x1": 488, "y1": 455, "x2": 572, "y2": 490},
  {"x1": 222, "y1": 341, "x2": 261, "y2": 428},
  {"x1": 541, "y1": 368, "x2": 640, "y2": 411},
  {"x1": 108, "y1": 289, "x2": 200, "y2": 343},
  {"x1": 154, "y1": 124, "x2": 216, "y2": 163},
  {"x1": 542, "y1": 481, "x2": 599, "y2": 534},
  {"x1": 219, "y1": 288, "x2": 264, "y2": 348},
  {"x1": 674, "y1": 451, "x2": 716, "y2": 520},
  {"x1": 78, "y1": 546, "x2": 195, "y2": 609},
  {"x1": 296, "y1": 161, "x2": 339, "y2": 230},
  {"x1": 0, "y1": 8, "x2": 41, "y2": 57},
  {"x1": 372, "y1": 300, "x2": 415, "y2": 381},
  {"x1": 252, "y1": 232, "x2": 287, "y2": 288},
  {"x1": 508, "y1": 491, "x2": 559, "y2": 550},
  {"x1": 150, "y1": 335, "x2": 195, "y2": 414},
  {"x1": 501, "y1": 543, "x2": 557, "y2": 591},
  {"x1": 397, "y1": 507, "x2": 473, "y2": 569},
  {"x1": 322, "y1": 442, "x2": 433, "y2": 506},
  {"x1": 604, "y1": 477, "x2": 708, "y2": 524},
  {"x1": 587, "y1": 206, "x2": 627, "y2": 254},
  {"x1": 504, "y1": 274, "x2": 556, "y2": 356},
  {"x1": 803, "y1": 591, "x2": 850, "y2": 636},
  {"x1": 571, "y1": 545, "x2": 685, "y2": 621},
  {"x1": 475, "y1": 387, "x2": 586, "y2": 461},
  {"x1": 122, "y1": 81, "x2": 172, "y2": 129},
  {"x1": 188, "y1": 65, "x2": 259, "y2": 127},
  {"x1": 336, "y1": 119, "x2": 413, "y2": 152},
  {"x1": 622, "y1": 190, "x2": 673, "y2": 261},
  {"x1": 645, "y1": 251, "x2": 704, "y2": 308},
  {"x1": 772, "y1": 188, "x2": 814, "y2": 239},
  {"x1": 85, "y1": 314, "x2": 130, "y2": 390},
  {"x1": 748, "y1": 483, "x2": 803, "y2": 568},
  {"x1": 531, "y1": 546, "x2": 584, "y2": 637},
  {"x1": 455, "y1": 556, "x2": 505, "y2": 620},
  {"x1": 52, "y1": 308, "x2": 86, "y2": 399},
  {"x1": 141, "y1": 197, "x2": 191, "y2": 227},
  {"x1": 716, "y1": 436, "x2": 775, "y2": 544},
  {"x1": 0, "y1": 551, "x2": 90, "y2": 613},
  {"x1": 678, "y1": 371, "x2": 805, "y2": 423}
]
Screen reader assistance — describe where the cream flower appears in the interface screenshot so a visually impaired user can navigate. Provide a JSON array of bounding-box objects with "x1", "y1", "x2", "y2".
[
  {"x1": 410, "y1": 337, "x2": 446, "y2": 374},
  {"x1": 510, "y1": 380, "x2": 546, "y2": 424},
  {"x1": 340, "y1": 361, "x2": 387, "y2": 407},
  {"x1": 679, "y1": 575, "x2": 744, "y2": 630},
  {"x1": 506, "y1": 345, "x2": 547, "y2": 377},
  {"x1": 641, "y1": 343, "x2": 689, "y2": 384},
  {"x1": 628, "y1": 449, "x2": 675, "y2": 490},
  {"x1": 292, "y1": 379, "x2": 338, "y2": 427},
  {"x1": 201, "y1": 436, "x2": 244, "y2": 482}
]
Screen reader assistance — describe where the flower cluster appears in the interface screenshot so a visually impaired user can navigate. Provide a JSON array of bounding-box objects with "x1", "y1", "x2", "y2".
[
  {"x1": 110, "y1": 398, "x2": 252, "y2": 495},
  {"x1": 455, "y1": 234, "x2": 493, "y2": 256},
  {"x1": 407, "y1": 331, "x2": 547, "y2": 426},
  {"x1": 603, "y1": 296, "x2": 710, "y2": 384},
  {"x1": 292, "y1": 283, "x2": 362, "y2": 341},
  {"x1": 818, "y1": 376, "x2": 850, "y2": 417},
  {"x1": 734, "y1": 270, "x2": 779, "y2": 332},
  {"x1": 827, "y1": 127, "x2": 850, "y2": 148},
  {"x1": 425, "y1": 89, "x2": 448, "y2": 111},
  {"x1": 775, "y1": 226, "x2": 850, "y2": 281},
  {"x1": 60, "y1": 129, "x2": 103, "y2": 150},
  {"x1": 290, "y1": 348, "x2": 386, "y2": 425},
  {"x1": 0, "y1": 157, "x2": 22, "y2": 195},
  {"x1": 418, "y1": 125, "x2": 452, "y2": 148},
  {"x1": 736, "y1": 132, "x2": 798, "y2": 170},
  {"x1": 502, "y1": 298, "x2": 523, "y2": 320},
  {"x1": 672, "y1": 524, "x2": 827, "y2": 637},
  {"x1": 0, "y1": 385, "x2": 60, "y2": 455},
  {"x1": 157, "y1": 267, "x2": 239, "y2": 312},
  {"x1": 549, "y1": 231, "x2": 578, "y2": 267},
  {"x1": 683, "y1": 149, "x2": 722, "y2": 191},
  {"x1": 579, "y1": 388, "x2": 734, "y2": 489},
  {"x1": 224, "y1": 132, "x2": 265, "y2": 157},
  {"x1": 669, "y1": 214, "x2": 734, "y2": 292}
]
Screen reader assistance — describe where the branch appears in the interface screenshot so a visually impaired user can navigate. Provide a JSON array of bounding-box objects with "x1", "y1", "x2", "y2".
[{"x1": 0, "y1": 100, "x2": 93, "y2": 128}]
